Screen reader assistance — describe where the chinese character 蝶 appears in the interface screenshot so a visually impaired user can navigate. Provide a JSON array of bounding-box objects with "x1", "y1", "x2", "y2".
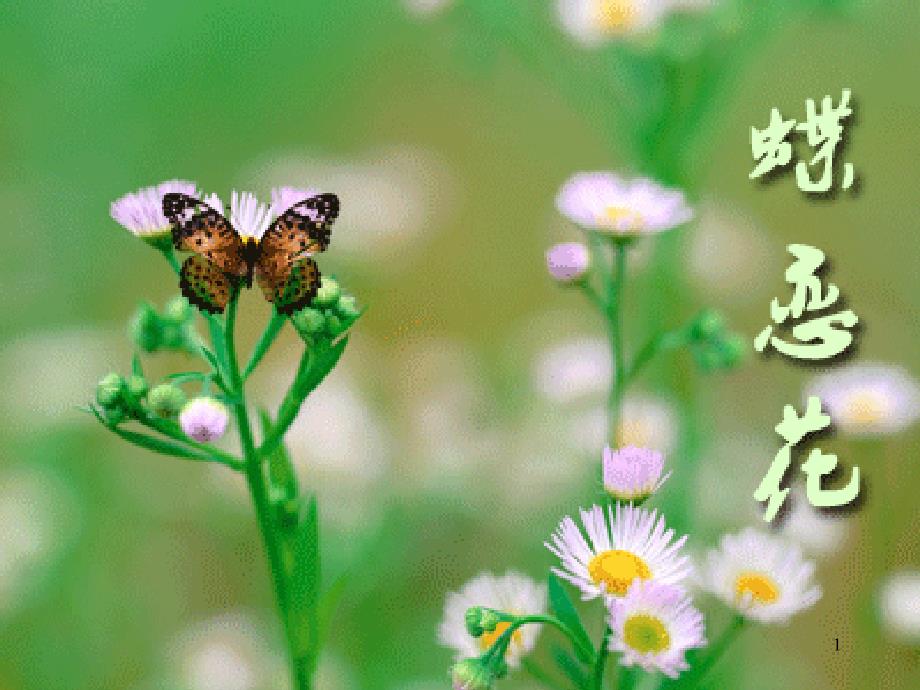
[
  {"x1": 754, "y1": 396, "x2": 861, "y2": 522},
  {"x1": 754, "y1": 244, "x2": 858, "y2": 360}
]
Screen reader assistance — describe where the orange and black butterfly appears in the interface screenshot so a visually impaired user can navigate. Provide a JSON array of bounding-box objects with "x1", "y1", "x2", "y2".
[{"x1": 163, "y1": 192, "x2": 339, "y2": 315}]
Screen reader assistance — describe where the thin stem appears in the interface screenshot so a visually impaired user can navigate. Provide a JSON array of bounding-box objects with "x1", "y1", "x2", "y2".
[
  {"x1": 482, "y1": 614, "x2": 596, "y2": 669},
  {"x1": 592, "y1": 624, "x2": 612, "y2": 690},
  {"x1": 244, "y1": 308, "x2": 286, "y2": 380},
  {"x1": 139, "y1": 414, "x2": 244, "y2": 469},
  {"x1": 617, "y1": 665, "x2": 634, "y2": 690},
  {"x1": 224, "y1": 286, "x2": 303, "y2": 689},
  {"x1": 688, "y1": 615, "x2": 745, "y2": 687},
  {"x1": 608, "y1": 240, "x2": 628, "y2": 443}
]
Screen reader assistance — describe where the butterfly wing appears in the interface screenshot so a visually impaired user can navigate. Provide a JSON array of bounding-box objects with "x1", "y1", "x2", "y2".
[
  {"x1": 257, "y1": 257, "x2": 321, "y2": 315},
  {"x1": 163, "y1": 193, "x2": 247, "y2": 277},
  {"x1": 179, "y1": 254, "x2": 233, "y2": 314},
  {"x1": 255, "y1": 193, "x2": 339, "y2": 314}
]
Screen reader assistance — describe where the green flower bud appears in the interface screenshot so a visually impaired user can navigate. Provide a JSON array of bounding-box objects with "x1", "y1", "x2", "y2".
[
  {"x1": 465, "y1": 607, "x2": 502, "y2": 638},
  {"x1": 160, "y1": 323, "x2": 184, "y2": 350},
  {"x1": 324, "y1": 313, "x2": 346, "y2": 337},
  {"x1": 147, "y1": 383, "x2": 187, "y2": 418},
  {"x1": 450, "y1": 658, "x2": 495, "y2": 690},
  {"x1": 292, "y1": 307, "x2": 326, "y2": 335},
  {"x1": 104, "y1": 405, "x2": 127, "y2": 426},
  {"x1": 126, "y1": 374, "x2": 149, "y2": 400},
  {"x1": 164, "y1": 295, "x2": 192, "y2": 323},
  {"x1": 95, "y1": 373, "x2": 125, "y2": 409},
  {"x1": 313, "y1": 277, "x2": 340, "y2": 308},
  {"x1": 130, "y1": 303, "x2": 161, "y2": 353},
  {"x1": 718, "y1": 333, "x2": 747, "y2": 368},
  {"x1": 335, "y1": 294, "x2": 361, "y2": 320},
  {"x1": 692, "y1": 309, "x2": 726, "y2": 341}
]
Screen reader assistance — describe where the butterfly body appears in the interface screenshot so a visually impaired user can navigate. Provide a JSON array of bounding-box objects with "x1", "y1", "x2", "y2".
[{"x1": 163, "y1": 192, "x2": 339, "y2": 315}]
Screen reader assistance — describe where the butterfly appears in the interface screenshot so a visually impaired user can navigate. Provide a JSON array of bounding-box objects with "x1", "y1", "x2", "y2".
[{"x1": 162, "y1": 192, "x2": 339, "y2": 315}]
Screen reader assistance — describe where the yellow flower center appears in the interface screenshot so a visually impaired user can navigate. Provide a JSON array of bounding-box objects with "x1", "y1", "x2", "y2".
[
  {"x1": 734, "y1": 571, "x2": 780, "y2": 604},
  {"x1": 623, "y1": 614, "x2": 671, "y2": 654},
  {"x1": 616, "y1": 418, "x2": 653, "y2": 449},
  {"x1": 595, "y1": 0, "x2": 639, "y2": 32},
  {"x1": 478, "y1": 621, "x2": 522, "y2": 652},
  {"x1": 843, "y1": 391, "x2": 888, "y2": 425},
  {"x1": 588, "y1": 549, "x2": 652, "y2": 596},
  {"x1": 597, "y1": 205, "x2": 644, "y2": 231}
]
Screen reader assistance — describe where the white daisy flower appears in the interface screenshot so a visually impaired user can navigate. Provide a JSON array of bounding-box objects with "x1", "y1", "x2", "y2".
[
  {"x1": 806, "y1": 363, "x2": 920, "y2": 436},
  {"x1": 556, "y1": 0, "x2": 715, "y2": 46},
  {"x1": 229, "y1": 190, "x2": 272, "y2": 240},
  {"x1": 556, "y1": 172, "x2": 693, "y2": 236},
  {"x1": 546, "y1": 503, "x2": 692, "y2": 601},
  {"x1": 603, "y1": 445, "x2": 670, "y2": 502},
  {"x1": 438, "y1": 571, "x2": 547, "y2": 667},
  {"x1": 110, "y1": 179, "x2": 198, "y2": 238},
  {"x1": 878, "y1": 570, "x2": 920, "y2": 644},
  {"x1": 701, "y1": 528, "x2": 822, "y2": 624},
  {"x1": 608, "y1": 580, "x2": 706, "y2": 679}
]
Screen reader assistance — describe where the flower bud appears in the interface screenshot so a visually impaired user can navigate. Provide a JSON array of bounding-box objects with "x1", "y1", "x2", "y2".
[
  {"x1": 335, "y1": 294, "x2": 361, "y2": 321},
  {"x1": 718, "y1": 333, "x2": 746, "y2": 368},
  {"x1": 104, "y1": 405, "x2": 127, "y2": 426},
  {"x1": 292, "y1": 307, "x2": 326, "y2": 335},
  {"x1": 95, "y1": 373, "x2": 125, "y2": 409},
  {"x1": 602, "y1": 445, "x2": 669, "y2": 502},
  {"x1": 147, "y1": 383, "x2": 187, "y2": 418},
  {"x1": 450, "y1": 658, "x2": 495, "y2": 690},
  {"x1": 325, "y1": 312, "x2": 346, "y2": 337},
  {"x1": 692, "y1": 309, "x2": 726, "y2": 341},
  {"x1": 178, "y1": 397, "x2": 229, "y2": 442},
  {"x1": 163, "y1": 295, "x2": 192, "y2": 323},
  {"x1": 160, "y1": 323, "x2": 184, "y2": 350},
  {"x1": 465, "y1": 606, "x2": 502, "y2": 638},
  {"x1": 126, "y1": 374, "x2": 149, "y2": 400},
  {"x1": 694, "y1": 346, "x2": 723, "y2": 373},
  {"x1": 313, "y1": 277, "x2": 341, "y2": 307},
  {"x1": 130, "y1": 303, "x2": 161, "y2": 353},
  {"x1": 546, "y1": 242, "x2": 590, "y2": 283}
]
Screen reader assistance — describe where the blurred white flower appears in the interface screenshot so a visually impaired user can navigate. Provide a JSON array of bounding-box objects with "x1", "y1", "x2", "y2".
[
  {"x1": 403, "y1": 0, "x2": 454, "y2": 17},
  {"x1": 806, "y1": 363, "x2": 920, "y2": 436},
  {"x1": 557, "y1": 172, "x2": 693, "y2": 236},
  {"x1": 0, "y1": 327, "x2": 125, "y2": 429},
  {"x1": 878, "y1": 570, "x2": 920, "y2": 644},
  {"x1": 533, "y1": 336, "x2": 611, "y2": 404},
  {"x1": 0, "y1": 466, "x2": 79, "y2": 613},
  {"x1": 169, "y1": 613, "x2": 281, "y2": 690},
  {"x1": 616, "y1": 392, "x2": 679, "y2": 455},
  {"x1": 438, "y1": 571, "x2": 547, "y2": 667},
  {"x1": 701, "y1": 528, "x2": 821, "y2": 624},
  {"x1": 245, "y1": 145, "x2": 455, "y2": 269},
  {"x1": 608, "y1": 580, "x2": 706, "y2": 679},
  {"x1": 688, "y1": 202, "x2": 776, "y2": 304},
  {"x1": 556, "y1": 0, "x2": 715, "y2": 46},
  {"x1": 778, "y1": 487, "x2": 849, "y2": 557},
  {"x1": 547, "y1": 504, "x2": 691, "y2": 601}
]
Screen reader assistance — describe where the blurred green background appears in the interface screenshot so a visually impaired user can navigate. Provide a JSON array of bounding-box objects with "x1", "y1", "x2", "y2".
[{"x1": 1, "y1": 1, "x2": 918, "y2": 689}]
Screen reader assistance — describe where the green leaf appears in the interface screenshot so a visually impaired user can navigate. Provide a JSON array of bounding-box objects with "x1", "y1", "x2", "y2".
[
  {"x1": 317, "y1": 571, "x2": 349, "y2": 650},
  {"x1": 548, "y1": 574, "x2": 594, "y2": 664},
  {"x1": 287, "y1": 495, "x2": 321, "y2": 660},
  {"x1": 257, "y1": 408, "x2": 298, "y2": 503},
  {"x1": 166, "y1": 371, "x2": 209, "y2": 383},
  {"x1": 550, "y1": 645, "x2": 590, "y2": 690},
  {"x1": 132, "y1": 353, "x2": 144, "y2": 377}
]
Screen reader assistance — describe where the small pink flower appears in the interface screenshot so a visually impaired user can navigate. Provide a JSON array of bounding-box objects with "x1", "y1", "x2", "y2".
[
  {"x1": 179, "y1": 397, "x2": 229, "y2": 443},
  {"x1": 602, "y1": 445, "x2": 669, "y2": 501},
  {"x1": 546, "y1": 242, "x2": 590, "y2": 282},
  {"x1": 110, "y1": 179, "x2": 199, "y2": 237}
]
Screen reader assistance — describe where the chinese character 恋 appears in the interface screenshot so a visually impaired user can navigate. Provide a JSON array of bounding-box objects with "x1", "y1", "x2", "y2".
[
  {"x1": 754, "y1": 396, "x2": 861, "y2": 522},
  {"x1": 754, "y1": 244, "x2": 858, "y2": 360},
  {"x1": 749, "y1": 89, "x2": 856, "y2": 193}
]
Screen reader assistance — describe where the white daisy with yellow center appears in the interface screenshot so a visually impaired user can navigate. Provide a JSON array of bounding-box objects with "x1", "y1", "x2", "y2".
[
  {"x1": 556, "y1": 171, "x2": 693, "y2": 237},
  {"x1": 546, "y1": 503, "x2": 692, "y2": 602},
  {"x1": 702, "y1": 528, "x2": 822, "y2": 624},
  {"x1": 806, "y1": 363, "x2": 920, "y2": 436},
  {"x1": 555, "y1": 0, "x2": 716, "y2": 46},
  {"x1": 608, "y1": 580, "x2": 706, "y2": 678},
  {"x1": 438, "y1": 571, "x2": 547, "y2": 667}
]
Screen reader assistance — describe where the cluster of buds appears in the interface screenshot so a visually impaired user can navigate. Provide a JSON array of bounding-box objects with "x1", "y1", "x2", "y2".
[
  {"x1": 688, "y1": 308, "x2": 746, "y2": 372},
  {"x1": 130, "y1": 295, "x2": 202, "y2": 354},
  {"x1": 450, "y1": 607, "x2": 517, "y2": 690},
  {"x1": 291, "y1": 277, "x2": 362, "y2": 343},
  {"x1": 94, "y1": 371, "x2": 152, "y2": 426}
]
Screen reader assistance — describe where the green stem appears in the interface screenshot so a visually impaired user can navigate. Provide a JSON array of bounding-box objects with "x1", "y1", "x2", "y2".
[
  {"x1": 139, "y1": 414, "x2": 244, "y2": 469},
  {"x1": 617, "y1": 665, "x2": 635, "y2": 690},
  {"x1": 592, "y1": 624, "x2": 612, "y2": 690},
  {"x1": 608, "y1": 240, "x2": 628, "y2": 443},
  {"x1": 224, "y1": 286, "x2": 303, "y2": 689},
  {"x1": 688, "y1": 615, "x2": 745, "y2": 687},
  {"x1": 483, "y1": 614, "x2": 596, "y2": 669}
]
